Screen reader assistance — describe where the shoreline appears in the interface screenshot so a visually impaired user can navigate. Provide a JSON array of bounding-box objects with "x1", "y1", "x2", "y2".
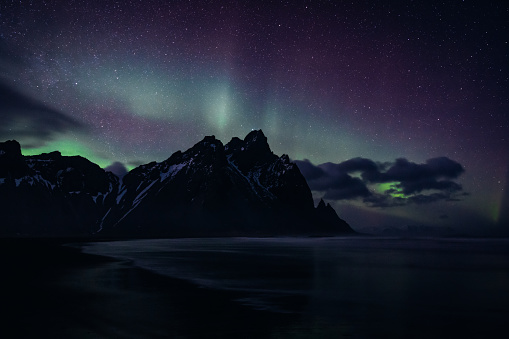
[
  {"x1": 3, "y1": 237, "x2": 508, "y2": 338},
  {"x1": 0, "y1": 240, "x2": 302, "y2": 338}
]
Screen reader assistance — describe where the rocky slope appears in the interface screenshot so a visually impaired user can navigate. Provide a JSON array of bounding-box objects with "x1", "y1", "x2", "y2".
[{"x1": 0, "y1": 131, "x2": 354, "y2": 237}]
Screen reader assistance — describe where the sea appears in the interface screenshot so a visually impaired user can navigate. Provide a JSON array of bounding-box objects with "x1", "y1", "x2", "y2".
[{"x1": 80, "y1": 236, "x2": 509, "y2": 338}]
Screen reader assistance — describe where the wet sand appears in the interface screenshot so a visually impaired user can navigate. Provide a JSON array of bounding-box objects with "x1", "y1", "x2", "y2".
[{"x1": 0, "y1": 239, "x2": 302, "y2": 338}]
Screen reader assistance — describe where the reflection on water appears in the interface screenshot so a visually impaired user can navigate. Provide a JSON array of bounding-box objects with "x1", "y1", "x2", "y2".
[{"x1": 81, "y1": 237, "x2": 509, "y2": 338}]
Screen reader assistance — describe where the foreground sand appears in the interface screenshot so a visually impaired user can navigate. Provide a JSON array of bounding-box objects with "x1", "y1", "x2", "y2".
[
  {"x1": 0, "y1": 239, "x2": 302, "y2": 338},
  {"x1": 4, "y1": 238, "x2": 508, "y2": 338}
]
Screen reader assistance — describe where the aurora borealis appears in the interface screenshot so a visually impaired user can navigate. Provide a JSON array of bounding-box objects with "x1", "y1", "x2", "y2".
[{"x1": 1, "y1": 1, "x2": 508, "y2": 234}]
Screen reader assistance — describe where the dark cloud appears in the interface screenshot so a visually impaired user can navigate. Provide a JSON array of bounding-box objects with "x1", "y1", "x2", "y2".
[
  {"x1": 362, "y1": 194, "x2": 406, "y2": 208},
  {"x1": 295, "y1": 159, "x2": 371, "y2": 200},
  {"x1": 293, "y1": 159, "x2": 325, "y2": 181},
  {"x1": 362, "y1": 190, "x2": 461, "y2": 208},
  {"x1": 322, "y1": 174, "x2": 371, "y2": 200},
  {"x1": 337, "y1": 157, "x2": 379, "y2": 173},
  {"x1": 387, "y1": 157, "x2": 461, "y2": 179},
  {"x1": 295, "y1": 156, "x2": 466, "y2": 208},
  {"x1": 397, "y1": 178, "x2": 463, "y2": 195},
  {"x1": 423, "y1": 157, "x2": 465, "y2": 178},
  {"x1": 363, "y1": 157, "x2": 464, "y2": 183},
  {"x1": 370, "y1": 157, "x2": 465, "y2": 196},
  {"x1": 0, "y1": 81, "x2": 84, "y2": 147},
  {"x1": 104, "y1": 161, "x2": 128, "y2": 178}
]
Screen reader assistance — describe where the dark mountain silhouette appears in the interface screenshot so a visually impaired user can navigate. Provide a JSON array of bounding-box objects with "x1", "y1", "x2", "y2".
[
  {"x1": 0, "y1": 131, "x2": 354, "y2": 238},
  {"x1": 0, "y1": 140, "x2": 118, "y2": 236}
]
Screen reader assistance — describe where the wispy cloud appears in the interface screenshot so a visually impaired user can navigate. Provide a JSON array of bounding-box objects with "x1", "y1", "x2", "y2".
[{"x1": 0, "y1": 81, "x2": 85, "y2": 147}]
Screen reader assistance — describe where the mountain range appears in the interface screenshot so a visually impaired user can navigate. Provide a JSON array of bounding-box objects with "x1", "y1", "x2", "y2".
[{"x1": 0, "y1": 130, "x2": 354, "y2": 238}]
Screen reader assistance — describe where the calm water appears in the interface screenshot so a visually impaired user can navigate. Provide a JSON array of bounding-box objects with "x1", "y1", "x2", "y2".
[{"x1": 81, "y1": 237, "x2": 509, "y2": 338}]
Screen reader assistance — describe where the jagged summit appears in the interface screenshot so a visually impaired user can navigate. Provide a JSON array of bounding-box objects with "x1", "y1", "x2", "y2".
[
  {"x1": 317, "y1": 198, "x2": 327, "y2": 209},
  {"x1": 31, "y1": 150, "x2": 63, "y2": 159},
  {"x1": 0, "y1": 140, "x2": 29, "y2": 178},
  {"x1": 316, "y1": 198, "x2": 354, "y2": 234},
  {"x1": 225, "y1": 130, "x2": 277, "y2": 173},
  {"x1": 225, "y1": 129, "x2": 269, "y2": 151},
  {"x1": 242, "y1": 129, "x2": 271, "y2": 155},
  {"x1": 0, "y1": 140, "x2": 22, "y2": 156},
  {"x1": 244, "y1": 129, "x2": 270, "y2": 148},
  {"x1": 198, "y1": 134, "x2": 221, "y2": 145},
  {"x1": 0, "y1": 133, "x2": 354, "y2": 237}
]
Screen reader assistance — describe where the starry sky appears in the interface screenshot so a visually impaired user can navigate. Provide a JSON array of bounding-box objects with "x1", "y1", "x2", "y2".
[{"x1": 1, "y1": 0, "x2": 508, "y2": 235}]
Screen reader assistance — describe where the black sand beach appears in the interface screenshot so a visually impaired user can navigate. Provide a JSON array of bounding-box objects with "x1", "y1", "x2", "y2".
[
  {"x1": 0, "y1": 240, "x2": 306, "y2": 339},
  {"x1": 2, "y1": 237, "x2": 509, "y2": 339}
]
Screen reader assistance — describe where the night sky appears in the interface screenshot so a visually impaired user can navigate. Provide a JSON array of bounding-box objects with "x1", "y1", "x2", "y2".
[{"x1": 1, "y1": 1, "x2": 508, "y2": 235}]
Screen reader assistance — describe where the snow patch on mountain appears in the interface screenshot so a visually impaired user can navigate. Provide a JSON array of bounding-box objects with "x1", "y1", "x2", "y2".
[
  {"x1": 160, "y1": 163, "x2": 186, "y2": 181},
  {"x1": 116, "y1": 188, "x2": 127, "y2": 204},
  {"x1": 133, "y1": 179, "x2": 157, "y2": 207},
  {"x1": 97, "y1": 207, "x2": 111, "y2": 232},
  {"x1": 227, "y1": 155, "x2": 276, "y2": 201},
  {"x1": 34, "y1": 174, "x2": 56, "y2": 190}
]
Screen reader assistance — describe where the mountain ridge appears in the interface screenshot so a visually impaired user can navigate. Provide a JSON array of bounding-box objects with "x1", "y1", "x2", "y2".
[{"x1": 0, "y1": 131, "x2": 354, "y2": 238}]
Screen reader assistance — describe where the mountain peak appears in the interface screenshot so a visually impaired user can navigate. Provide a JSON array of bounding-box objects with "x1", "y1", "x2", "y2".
[
  {"x1": 244, "y1": 129, "x2": 266, "y2": 141},
  {"x1": 317, "y1": 198, "x2": 327, "y2": 209},
  {"x1": 0, "y1": 140, "x2": 22, "y2": 157},
  {"x1": 243, "y1": 130, "x2": 270, "y2": 151},
  {"x1": 182, "y1": 135, "x2": 222, "y2": 153},
  {"x1": 202, "y1": 135, "x2": 217, "y2": 143},
  {"x1": 225, "y1": 130, "x2": 276, "y2": 172},
  {"x1": 33, "y1": 151, "x2": 62, "y2": 160},
  {"x1": 197, "y1": 134, "x2": 225, "y2": 146},
  {"x1": 315, "y1": 198, "x2": 354, "y2": 234},
  {"x1": 247, "y1": 129, "x2": 271, "y2": 149},
  {"x1": 0, "y1": 139, "x2": 28, "y2": 178}
]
